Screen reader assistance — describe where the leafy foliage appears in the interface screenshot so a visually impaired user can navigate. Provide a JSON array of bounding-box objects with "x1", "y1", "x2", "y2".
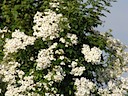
[{"x1": 1, "y1": 0, "x2": 128, "y2": 96}]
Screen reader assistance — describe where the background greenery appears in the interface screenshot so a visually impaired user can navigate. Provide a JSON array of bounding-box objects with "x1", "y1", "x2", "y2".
[{"x1": 1, "y1": 0, "x2": 126, "y2": 96}]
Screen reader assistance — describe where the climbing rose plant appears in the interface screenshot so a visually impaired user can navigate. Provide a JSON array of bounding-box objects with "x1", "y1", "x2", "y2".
[{"x1": 0, "y1": 0, "x2": 128, "y2": 96}]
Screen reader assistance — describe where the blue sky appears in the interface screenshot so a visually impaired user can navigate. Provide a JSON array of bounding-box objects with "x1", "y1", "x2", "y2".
[
  {"x1": 97, "y1": 0, "x2": 128, "y2": 45},
  {"x1": 97, "y1": 0, "x2": 128, "y2": 77}
]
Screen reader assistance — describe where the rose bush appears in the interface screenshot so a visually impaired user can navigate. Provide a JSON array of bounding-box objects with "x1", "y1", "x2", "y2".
[{"x1": 0, "y1": 0, "x2": 128, "y2": 96}]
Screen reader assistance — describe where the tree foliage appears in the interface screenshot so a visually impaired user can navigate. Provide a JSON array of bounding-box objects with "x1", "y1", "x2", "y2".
[{"x1": 0, "y1": 0, "x2": 128, "y2": 96}]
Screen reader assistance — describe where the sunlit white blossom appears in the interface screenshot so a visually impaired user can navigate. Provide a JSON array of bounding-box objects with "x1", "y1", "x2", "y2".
[
  {"x1": 36, "y1": 43, "x2": 57, "y2": 70},
  {"x1": 74, "y1": 77, "x2": 95, "y2": 96},
  {"x1": 81, "y1": 44, "x2": 102, "y2": 64},
  {"x1": 4, "y1": 29, "x2": 36, "y2": 54},
  {"x1": 70, "y1": 66, "x2": 85, "y2": 76},
  {"x1": 53, "y1": 66, "x2": 66, "y2": 82},
  {"x1": 33, "y1": 10, "x2": 63, "y2": 41}
]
